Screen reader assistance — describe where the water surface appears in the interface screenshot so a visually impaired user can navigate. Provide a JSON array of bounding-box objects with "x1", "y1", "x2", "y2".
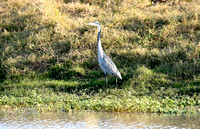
[{"x1": 0, "y1": 111, "x2": 200, "y2": 128}]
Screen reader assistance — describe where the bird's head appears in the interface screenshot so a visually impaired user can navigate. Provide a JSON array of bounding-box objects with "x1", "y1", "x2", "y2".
[{"x1": 87, "y1": 21, "x2": 101, "y2": 27}]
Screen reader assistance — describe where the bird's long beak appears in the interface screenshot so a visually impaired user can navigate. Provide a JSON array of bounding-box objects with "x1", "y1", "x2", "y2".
[{"x1": 87, "y1": 23, "x2": 97, "y2": 26}]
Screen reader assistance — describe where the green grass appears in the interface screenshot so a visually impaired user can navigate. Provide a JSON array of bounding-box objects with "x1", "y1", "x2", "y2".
[{"x1": 0, "y1": 0, "x2": 200, "y2": 114}]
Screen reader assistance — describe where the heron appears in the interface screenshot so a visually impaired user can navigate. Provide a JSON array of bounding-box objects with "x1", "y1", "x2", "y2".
[{"x1": 87, "y1": 21, "x2": 122, "y2": 88}]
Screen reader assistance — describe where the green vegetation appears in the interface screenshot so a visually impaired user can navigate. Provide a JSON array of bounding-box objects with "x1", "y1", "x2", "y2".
[{"x1": 0, "y1": 0, "x2": 199, "y2": 114}]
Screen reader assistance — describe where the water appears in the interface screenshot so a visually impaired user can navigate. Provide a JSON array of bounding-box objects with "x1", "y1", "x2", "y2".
[{"x1": 0, "y1": 111, "x2": 200, "y2": 129}]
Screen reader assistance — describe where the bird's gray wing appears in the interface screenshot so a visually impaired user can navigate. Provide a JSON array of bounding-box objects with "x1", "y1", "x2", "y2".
[{"x1": 103, "y1": 53, "x2": 121, "y2": 77}]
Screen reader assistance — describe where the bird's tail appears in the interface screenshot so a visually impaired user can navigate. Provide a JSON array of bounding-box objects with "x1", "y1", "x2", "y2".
[{"x1": 116, "y1": 71, "x2": 122, "y2": 80}]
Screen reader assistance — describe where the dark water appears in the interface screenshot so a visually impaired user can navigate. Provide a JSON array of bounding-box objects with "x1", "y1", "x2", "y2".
[{"x1": 0, "y1": 111, "x2": 200, "y2": 129}]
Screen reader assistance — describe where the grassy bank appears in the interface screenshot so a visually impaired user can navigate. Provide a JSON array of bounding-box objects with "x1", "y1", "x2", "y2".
[{"x1": 0, "y1": 0, "x2": 200, "y2": 114}]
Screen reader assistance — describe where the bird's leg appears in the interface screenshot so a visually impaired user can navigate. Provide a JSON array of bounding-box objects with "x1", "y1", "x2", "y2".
[
  {"x1": 105, "y1": 73, "x2": 107, "y2": 89},
  {"x1": 116, "y1": 78, "x2": 118, "y2": 87}
]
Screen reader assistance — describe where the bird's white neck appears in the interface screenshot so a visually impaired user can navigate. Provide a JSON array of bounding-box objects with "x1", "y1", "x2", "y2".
[{"x1": 97, "y1": 26, "x2": 104, "y2": 58}]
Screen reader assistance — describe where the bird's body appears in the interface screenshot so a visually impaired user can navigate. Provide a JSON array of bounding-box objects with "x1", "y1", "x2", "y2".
[
  {"x1": 88, "y1": 21, "x2": 122, "y2": 88},
  {"x1": 98, "y1": 51, "x2": 122, "y2": 79}
]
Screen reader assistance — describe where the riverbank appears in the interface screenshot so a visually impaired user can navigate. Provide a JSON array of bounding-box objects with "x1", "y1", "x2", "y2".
[
  {"x1": 1, "y1": 75, "x2": 199, "y2": 114},
  {"x1": 0, "y1": 0, "x2": 200, "y2": 114}
]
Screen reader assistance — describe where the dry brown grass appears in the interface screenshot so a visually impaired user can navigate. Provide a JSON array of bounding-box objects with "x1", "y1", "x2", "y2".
[{"x1": 0, "y1": 0, "x2": 199, "y2": 79}]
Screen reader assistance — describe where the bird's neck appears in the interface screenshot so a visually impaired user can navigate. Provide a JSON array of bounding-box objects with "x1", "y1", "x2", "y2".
[{"x1": 97, "y1": 26, "x2": 104, "y2": 57}]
